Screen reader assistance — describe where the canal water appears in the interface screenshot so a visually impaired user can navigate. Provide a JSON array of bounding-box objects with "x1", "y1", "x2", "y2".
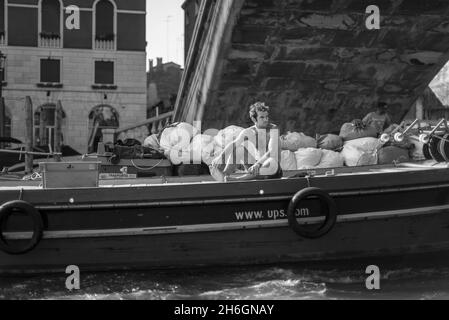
[{"x1": 2, "y1": 263, "x2": 449, "y2": 300}]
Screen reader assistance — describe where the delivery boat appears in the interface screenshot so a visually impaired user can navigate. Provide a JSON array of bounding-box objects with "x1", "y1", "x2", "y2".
[{"x1": 2, "y1": 121, "x2": 449, "y2": 274}]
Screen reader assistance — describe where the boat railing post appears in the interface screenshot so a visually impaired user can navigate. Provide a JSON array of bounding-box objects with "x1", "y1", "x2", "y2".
[
  {"x1": 25, "y1": 96, "x2": 34, "y2": 174},
  {"x1": 428, "y1": 119, "x2": 446, "y2": 136},
  {"x1": 391, "y1": 119, "x2": 418, "y2": 143},
  {"x1": 402, "y1": 119, "x2": 420, "y2": 136},
  {"x1": 54, "y1": 100, "x2": 63, "y2": 162},
  {"x1": 0, "y1": 97, "x2": 5, "y2": 150}
]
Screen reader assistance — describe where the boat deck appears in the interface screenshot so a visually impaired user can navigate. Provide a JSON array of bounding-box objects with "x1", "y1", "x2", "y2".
[{"x1": 0, "y1": 161, "x2": 448, "y2": 191}]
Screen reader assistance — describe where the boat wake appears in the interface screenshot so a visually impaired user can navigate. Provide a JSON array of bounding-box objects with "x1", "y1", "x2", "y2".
[{"x1": 2, "y1": 265, "x2": 449, "y2": 300}]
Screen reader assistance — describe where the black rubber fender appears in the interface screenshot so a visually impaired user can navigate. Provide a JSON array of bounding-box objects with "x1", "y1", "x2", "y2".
[
  {"x1": 110, "y1": 154, "x2": 121, "y2": 165},
  {"x1": 287, "y1": 187, "x2": 337, "y2": 239},
  {"x1": 0, "y1": 200, "x2": 43, "y2": 255},
  {"x1": 439, "y1": 134, "x2": 449, "y2": 162},
  {"x1": 429, "y1": 135, "x2": 445, "y2": 162}
]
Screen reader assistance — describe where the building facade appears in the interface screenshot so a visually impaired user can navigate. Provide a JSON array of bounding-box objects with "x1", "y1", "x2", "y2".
[
  {"x1": 0, "y1": 0, "x2": 147, "y2": 153},
  {"x1": 147, "y1": 57, "x2": 183, "y2": 118}
]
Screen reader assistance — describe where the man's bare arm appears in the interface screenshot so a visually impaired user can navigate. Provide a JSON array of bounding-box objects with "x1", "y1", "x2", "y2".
[
  {"x1": 212, "y1": 129, "x2": 250, "y2": 165},
  {"x1": 255, "y1": 128, "x2": 280, "y2": 167}
]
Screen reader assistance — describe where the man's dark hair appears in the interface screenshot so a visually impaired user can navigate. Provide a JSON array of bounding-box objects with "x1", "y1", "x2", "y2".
[
  {"x1": 249, "y1": 102, "x2": 270, "y2": 120},
  {"x1": 377, "y1": 102, "x2": 388, "y2": 109}
]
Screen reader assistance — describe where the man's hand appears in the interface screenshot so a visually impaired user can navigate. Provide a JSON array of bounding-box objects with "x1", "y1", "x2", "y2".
[{"x1": 248, "y1": 163, "x2": 261, "y2": 176}]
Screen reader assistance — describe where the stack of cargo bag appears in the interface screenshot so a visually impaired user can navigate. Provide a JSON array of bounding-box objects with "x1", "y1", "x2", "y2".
[
  {"x1": 159, "y1": 122, "x2": 199, "y2": 165},
  {"x1": 143, "y1": 134, "x2": 161, "y2": 150},
  {"x1": 317, "y1": 134, "x2": 344, "y2": 151},
  {"x1": 281, "y1": 132, "x2": 317, "y2": 151},
  {"x1": 316, "y1": 150, "x2": 344, "y2": 168},
  {"x1": 279, "y1": 132, "x2": 317, "y2": 170},
  {"x1": 280, "y1": 150, "x2": 297, "y2": 171},
  {"x1": 409, "y1": 139, "x2": 426, "y2": 161},
  {"x1": 295, "y1": 148, "x2": 323, "y2": 170},
  {"x1": 190, "y1": 134, "x2": 216, "y2": 165},
  {"x1": 341, "y1": 137, "x2": 381, "y2": 167},
  {"x1": 377, "y1": 124, "x2": 411, "y2": 165},
  {"x1": 340, "y1": 120, "x2": 378, "y2": 141}
]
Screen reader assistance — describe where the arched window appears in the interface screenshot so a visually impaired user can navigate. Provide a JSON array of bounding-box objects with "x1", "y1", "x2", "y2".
[
  {"x1": 34, "y1": 104, "x2": 66, "y2": 147},
  {"x1": 0, "y1": 0, "x2": 5, "y2": 40},
  {"x1": 40, "y1": 0, "x2": 61, "y2": 39},
  {"x1": 95, "y1": 0, "x2": 115, "y2": 41},
  {"x1": 87, "y1": 105, "x2": 119, "y2": 152}
]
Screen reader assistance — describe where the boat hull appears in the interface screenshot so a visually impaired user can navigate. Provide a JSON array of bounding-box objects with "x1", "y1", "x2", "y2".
[
  {"x1": 2, "y1": 209, "x2": 449, "y2": 274},
  {"x1": 2, "y1": 166, "x2": 449, "y2": 274}
]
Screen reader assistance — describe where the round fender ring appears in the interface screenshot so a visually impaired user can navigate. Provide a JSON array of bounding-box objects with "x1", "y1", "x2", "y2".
[
  {"x1": 287, "y1": 187, "x2": 337, "y2": 239},
  {"x1": 0, "y1": 201, "x2": 43, "y2": 255}
]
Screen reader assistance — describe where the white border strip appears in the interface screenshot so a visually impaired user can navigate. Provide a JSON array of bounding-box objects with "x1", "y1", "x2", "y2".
[
  {"x1": 4, "y1": 204, "x2": 449, "y2": 240},
  {"x1": 7, "y1": 3, "x2": 38, "y2": 8},
  {"x1": 116, "y1": 10, "x2": 145, "y2": 14}
]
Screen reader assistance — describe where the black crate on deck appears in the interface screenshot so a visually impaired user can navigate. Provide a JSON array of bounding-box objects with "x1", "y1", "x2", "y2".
[{"x1": 174, "y1": 163, "x2": 210, "y2": 177}]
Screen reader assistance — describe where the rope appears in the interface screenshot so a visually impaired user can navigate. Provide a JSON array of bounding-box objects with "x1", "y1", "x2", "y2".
[
  {"x1": 22, "y1": 172, "x2": 42, "y2": 181},
  {"x1": 305, "y1": 175, "x2": 312, "y2": 188},
  {"x1": 427, "y1": 134, "x2": 449, "y2": 144},
  {"x1": 130, "y1": 159, "x2": 165, "y2": 172}
]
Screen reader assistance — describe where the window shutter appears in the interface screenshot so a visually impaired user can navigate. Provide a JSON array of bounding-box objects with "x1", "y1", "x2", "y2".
[
  {"x1": 95, "y1": 61, "x2": 114, "y2": 84},
  {"x1": 40, "y1": 59, "x2": 60, "y2": 83}
]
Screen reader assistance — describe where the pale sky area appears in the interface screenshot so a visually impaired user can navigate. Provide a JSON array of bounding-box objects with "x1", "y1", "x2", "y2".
[{"x1": 146, "y1": 0, "x2": 185, "y2": 70}]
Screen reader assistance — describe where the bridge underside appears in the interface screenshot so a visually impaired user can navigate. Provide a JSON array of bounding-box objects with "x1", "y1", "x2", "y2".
[{"x1": 177, "y1": 0, "x2": 449, "y2": 135}]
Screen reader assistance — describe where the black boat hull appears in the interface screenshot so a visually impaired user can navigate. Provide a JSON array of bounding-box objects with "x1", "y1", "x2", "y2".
[{"x1": 1, "y1": 166, "x2": 449, "y2": 274}]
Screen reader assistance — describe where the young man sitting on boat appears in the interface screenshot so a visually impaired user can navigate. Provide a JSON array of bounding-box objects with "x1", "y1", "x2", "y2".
[{"x1": 210, "y1": 102, "x2": 282, "y2": 182}]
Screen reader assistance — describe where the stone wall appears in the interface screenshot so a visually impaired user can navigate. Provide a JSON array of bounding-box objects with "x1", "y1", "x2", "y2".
[{"x1": 177, "y1": 0, "x2": 449, "y2": 136}]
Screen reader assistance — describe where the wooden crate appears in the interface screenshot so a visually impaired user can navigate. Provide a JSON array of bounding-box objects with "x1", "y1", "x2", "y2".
[{"x1": 39, "y1": 162, "x2": 100, "y2": 189}]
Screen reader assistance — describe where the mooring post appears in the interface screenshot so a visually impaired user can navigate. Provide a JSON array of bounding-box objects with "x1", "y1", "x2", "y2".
[
  {"x1": 54, "y1": 100, "x2": 63, "y2": 162},
  {"x1": 25, "y1": 96, "x2": 33, "y2": 174},
  {"x1": 0, "y1": 97, "x2": 5, "y2": 149}
]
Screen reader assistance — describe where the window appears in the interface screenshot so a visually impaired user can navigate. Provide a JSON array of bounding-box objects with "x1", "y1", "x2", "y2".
[
  {"x1": 40, "y1": 58, "x2": 61, "y2": 83},
  {"x1": 95, "y1": 0, "x2": 115, "y2": 41},
  {"x1": 0, "y1": 0, "x2": 5, "y2": 36},
  {"x1": 33, "y1": 104, "x2": 66, "y2": 147},
  {"x1": 95, "y1": 61, "x2": 114, "y2": 84},
  {"x1": 40, "y1": 0, "x2": 61, "y2": 38}
]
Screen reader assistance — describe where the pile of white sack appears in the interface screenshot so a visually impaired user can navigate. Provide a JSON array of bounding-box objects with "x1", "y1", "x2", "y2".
[
  {"x1": 340, "y1": 137, "x2": 381, "y2": 167},
  {"x1": 145, "y1": 123, "x2": 246, "y2": 166},
  {"x1": 279, "y1": 132, "x2": 343, "y2": 171},
  {"x1": 142, "y1": 122, "x2": 416, "y2": 170}
]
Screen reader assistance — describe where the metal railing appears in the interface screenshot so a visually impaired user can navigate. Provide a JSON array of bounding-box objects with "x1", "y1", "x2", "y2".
[
  {"x1": 103, "y1": 111, "x2": 174, "y2": 144},
  {"x1": 39, "y1": 36, "x2": 62, "y2": 48},
  {"x1": 94, "y1": 39, "x2": 116, "y2": 51}
]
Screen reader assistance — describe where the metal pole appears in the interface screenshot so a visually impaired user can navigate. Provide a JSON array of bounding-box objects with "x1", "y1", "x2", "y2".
[
  {"x1": 0, "y1": 98, "x2": 4, "y2": 150},
  {"x1": 0, "y1": 51, "x2": 4, "y2": 149},
  {"x1": 0, "y1": 149, "x2": 62, "y2": 157},
  {"x1": 25, "y1": 96, "x2": 34, "y2": 174},
  {"x1": 54, "y1": 100, "x2": 62, "y2": 162}
]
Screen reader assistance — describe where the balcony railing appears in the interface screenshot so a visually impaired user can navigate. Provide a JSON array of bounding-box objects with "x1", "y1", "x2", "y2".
[
  {"x1": 94, "y1": 35, "x2": 116, "y2": 51},
  {"x1": 39, "y1": 34, "x2": 62, "y2": 48},
  {"x1": 102, "y1": 111, "x2": 174, "y2": 145}
]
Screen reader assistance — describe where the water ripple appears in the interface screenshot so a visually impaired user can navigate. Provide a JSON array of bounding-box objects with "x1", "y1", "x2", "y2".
[{"x1": 2, "y1": 265, "x2": 449, "y2": 300}]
